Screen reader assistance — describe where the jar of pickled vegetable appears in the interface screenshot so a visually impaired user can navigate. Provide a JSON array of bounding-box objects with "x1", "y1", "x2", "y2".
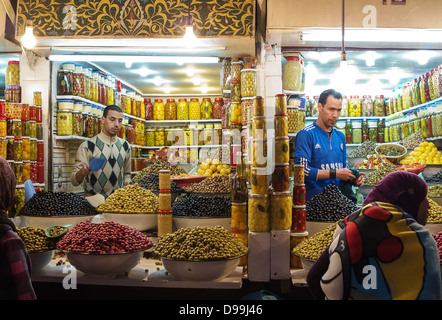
[
  {"x1": 37, "y1": 161, "x2": 44, "y2": 183},
  {"x1": 145, "y1": 129, "x2": 155, "y2": 146},
  {"x1": 6, "y1": 136, "x2": 14, "y2": 160},
  {"x1": 14, "y1": 161, "x2": 23, "y2": 184},
  {"x1": 57, "y1": 110, "x2": 73, "y2": 136},
  {"x1": 348, "y1": 96, "x2": 361, "y2": 117},
  {"x1": 275, "y1": 115, "x2": 288, "y2": 137},
  {"x1": 373, "y1": 95, "x2": 385, "y2": 116},
  {"x1": 13, "y1": 138, "x2": 23, "y2": 161},
  {"x1": 252, "y1": 96, "x2": 265, "y2": 117},
  {"x1": 201, "y1": 98, "x2": 213, "y2": 119},
  {"x1": 248, "y1": 193, "x2": 269, "y2": 231},
  {"x1": 0, "y1": 118, "x2": 6, "y2": 137},
  {"x1": 297, "y1": 107, "x2": 305, "y2": 132},
  {"x1": 230, "y1": 60, "x2": 243, "y2": 82},
  {"x1": 230, "y1": 80, "x2": 241, "y2": 102},
  {"x1": 240, "y1": 69, "x2": 257, "y2": 97},
  {"x1": 220, "y1": 58, "x2": 232, "y2": 91},
  {"x1": 0, "y1": 137, "x2": 6, "y2": 158},
  {"x1": 252, "y1": 139, "x2": 267, "y2": 167},
  {"x1": 287, "y1": 106, "x2": 298, "y2": 134},
  {"x1": 213, "y1": 97, "x2": 223, "y2": 119},
  {"x1": 340, "y1": 96, "x2": 349, "y2": 117},
  {"x1": 229, "y1": 101, "x2": 241, "y2": 124},
  {"x1": 153, "y1": 99, "x2": 165, "y2": 120},
  {"x1": 252, "y1": 116, "x2": 266, "y2": 139},
  {"x1": 72, "y1": 111, "x2": 83, "y2": 136},
  {"x1": 28, "y1": 138, "x2": 36, "y2": 161},
  {"x1": 165, "y1": 99, "x2": 177, "y2": 120},
  {"x1": 362, "y1": 95, "x2": 373, "y2": 117},
  {"x1": 275, "y1": 136, "x2": 290, "y2": 163},
  {"x1": 231, "y1": 203, "x2": 247, "y2": 231},
  {"x1": 368, "y1": 120, "x2": 378, "y2": 143},
  {"x1": 143, "y1": 98, "x2": 152, "y2": 120},
  {"x1": 270, "y1": 191, "x2": 292, "y2": 230},
  {"x1": 0, "y1": 101, "x2": 4, "y2": 118},
  {"x1": 189, "y1": 98, "x2": 201, "y2": 120},
  {"x1": 351, "y1": 120, "x2": 362, "y2": 144},
  {"x1": 241, "y1": 97, "x2": 253, "y2": 126},
  {"x1": 73, "y1": 65, "x2": 85, "y2": 97},
  {"x1": 23, "y1": 160, "x2": 30, "y2": 181},
  {"x1": 6, "y1": 61, "x2": 20, "y2": 86},
  {"x1": 21, "y1": 103, "x2": 29, "y2": 121},
  {"x1": 177, "y1": 99, "x2": 188, "y2": 120},
  {"x1": 12, "y1": 119, "x2": 22, "y2": 137},
  {"x1": 282, "y1": 56, "x2": 303, "y2": 92},
  {"x1": 22, "y1": 136, "x2": 30, "y2": 161},
  {"x1": 361, "y1": 119, "x2": 368, "y2": 142},
  {"x1": 272, "y1": 163, "x2": 290, "y2": 192},
  {"x1": 155, "y1": 127, "x2": 165, "y2": 146},
  {"x1": 378, "y1": 119, "x2": 385, "y2": 143},
  {"x1": 12, "y1": 103, "x2": 21, "y2": 120}
]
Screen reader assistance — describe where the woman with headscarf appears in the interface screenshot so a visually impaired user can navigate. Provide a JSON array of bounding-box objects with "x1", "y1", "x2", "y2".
[
  {"x1": 0, "y1": 156, "x2": 36, "y2": 300},
  {"x1": 307, "y1": 171, "x2": 441, "y2": 300}
]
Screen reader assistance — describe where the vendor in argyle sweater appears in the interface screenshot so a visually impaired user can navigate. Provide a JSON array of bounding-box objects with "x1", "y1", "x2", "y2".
[{"x1": 71, "y1": 105, "x2": 131, "y2": 198}]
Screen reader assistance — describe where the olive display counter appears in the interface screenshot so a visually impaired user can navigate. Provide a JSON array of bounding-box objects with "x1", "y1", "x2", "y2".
[{"x1": 102, "y1": 212, "x2": 158, "y2": 231}]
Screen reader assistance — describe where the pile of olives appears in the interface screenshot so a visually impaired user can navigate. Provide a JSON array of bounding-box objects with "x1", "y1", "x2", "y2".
[
  {"x1": 153, "y1": 226, "x2": 248, "y2": 260},
  {"x1": 428, "y1": 185, "x2": 442, "y2": 197},
  {"x1": 19, "y1": 191, "x2": 97, "y2": 216},
  {"x1": 292, "y1": 221, "x2": 339, "y2": 261},
  {"x1": 133, "y1": 174, "x2": 183, "y2": 193},
  {"x1": 133, "y1": 161, "x2": 186, "y2": 180},
  {"x1": 306, "y1": 183, "x2": 359, "y2": 221},
  {"x1": 348, "y1": 140, "x2": 377, "y2": 158},
  {"x1": 182, "y1": 175, "x2": 231, "y2": 193},
  {"x1": 426, "y1": 169, "x2": 442, "y2": 183},
  {"x1": 97, "y1": 183, "x2": 159, "y2": 213},
  {"x1": 428, "y1": 198, "x2": 442, "y2": 224},
  {"x1": 362, "y1": 162, "x2": 397, "y2": 185},
  {"x1": 17, "y1": 226, "x2": 57, "y2": 252},
  {"x1": 172, "y1": 194, "x2": 231, "y2": 217}
]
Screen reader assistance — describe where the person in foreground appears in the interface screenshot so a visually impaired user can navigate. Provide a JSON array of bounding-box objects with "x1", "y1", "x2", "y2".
[
  {"x1": 0, "y1": 156, "x2": 36, "y2": 300},
  {"x1": 307, "y1": 171, "x2": 441, "y2": 300}
]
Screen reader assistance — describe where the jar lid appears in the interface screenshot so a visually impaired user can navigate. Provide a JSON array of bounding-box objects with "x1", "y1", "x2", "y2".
[
  {"x1": 167, "y1": 99, "x2": 175, "y2": 102},
  {"x1": 191, "y1": 98, "x2": 199, "y2": 101},
  {"x1": 215, "y1": 97, "x2": 223, "y2": 101},
  {"x1": 272, "y1": 191, "x2": 291, "y2": 196},
  {"x1": 293, "y1": 183, "x2": 306, "y2": 187},
  {"x1": 275, "y1": 136, "x2": 289, "y2": 140},
  {"x1": 275, "y1": 93, "x2": 286, "y2": 97},
  {"x1": 290, "y1": 231, "x2": 309, "y2": 237},
  {"x1": 232, "y1": 202, "x2": 247, "y2": 206},
  {"x1": 252, "y1": 116, "x2": 266, "y2": 120},
  {"x1": 248, "y1": 193, "x2": 268, "y2": 198},
  {"x1": 13, "y1": 137, "x2": 23, "y2": 140},
  {"x1": 158, "y1": 210, "x2": 172, "y2": 214},
  {"x1": 275, "y1": 162, "x2": 290, "y2": 166},
  {"x1": 231, "y1": 229, "x2": 246, "y2": 233},
  {"x1": 275, "y1": 113, "x2": 288, "y2": 117},
  {"x1": 292, "y1": 205, "x2": 306, "y2": 209},
  {"x1": 178, "y1": 98, "x2": 187, "y2": 101},
  {"x1": 241, "y1": 68, "x2": 256, "y2": 72},
  {"x1": 241, "y1": 96, "x2": 255, "y2": 101},
  {"x1": 58, "y1": 109, "x2": 73, "y2": 112},
  {"x1": 203, "y1": 98, "x2": 211, "y2": 101},
  {"x1": 159, "y1": 189, "x2": 171, "y2": 193},
  {"x1": 155, "y1": 99, "x2": 163, "y2": 102},
  {"x1": 8, "y1": 61, "x2": 19, "y2": 65}
]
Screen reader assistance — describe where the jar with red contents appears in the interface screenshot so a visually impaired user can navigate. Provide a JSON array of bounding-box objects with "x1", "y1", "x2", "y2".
[
  {"x1": 30, "y1": 161, "x2": 37, "y2": 183},
  {"x1": 21, "y1": 103, "x2": 29, "y2": 121},
  {"x1": 0, "y1": 100, "x2": 5, "y2": 118},
  {"x1": 37, "y1": 140, "x2": 44, "y2": 162},
  {"x1": 212, "y1": 97, "x2": 223, "y2": 119},
  {"x1": 37, "y1": 161, "x2": 44, "y2": 183},
  {"x1": 144, "y1": 98, "x2": 153, "y2": 120},
  {"x1": 29, "y1": 105, "x2": 36, "y2": 122},
  {"x1": 291, "y1": 205, "x2": 306, "y2": 232},
  {"x1": 35, "y1": 106, "x2": 42, "y2": 124},
  {"x1": 292, "y1": 184, "x2": 306, "y2": 205}
]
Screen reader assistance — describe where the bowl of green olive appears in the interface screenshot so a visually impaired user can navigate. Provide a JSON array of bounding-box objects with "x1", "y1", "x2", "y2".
[{"x1": 375, "y1": 143, "x2": 407, "y2": 164}]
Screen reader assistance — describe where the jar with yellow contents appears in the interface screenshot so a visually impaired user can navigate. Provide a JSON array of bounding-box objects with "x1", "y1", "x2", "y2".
[
  {"x1": 203, "y1": 124, "x2": 214, "y2": 145},
  {"x1": 231, "y1": 203, "x2": 247, "y2": 231},
  {"x1": 145, "y1": 129, "x2": 155, "y2": 146},
  {"x1": 230, "y1": 101, "x2": 242, "y2": 124},
  {"x1": 189, "y1": 98, "x2": 201, "y2": 120},
  {"x1": 165, "y1": 99, "x2": 177, "y2": 120},
  {"x1": 155, "y1": 127, "x2": 165, "y2": 146},
  {"x1": 240, "y1": 69, "x2": 257, "y2": 97},
  {"x1": 252, "y1": 139, "x2": 267, "y2": 167},
  {"x1": 252, "y1": 116, "x2": 266, "y2": 139},
  {"x1": 13, "y1": 138, "x2": 23, "y2": 161},
  {"x1": 248, "y1": 193, "x2": 270, "y2": 232},
  {"x1": 22, "y1": 136, "x2": 30, "y2": 161},
  {"x1": 57, "y1": 110, "x2": 73, "y2": 135},
  {"x1": 275, "y1": 137, "x2": 290, "y2": 163},
  {"x1": 177, "y1": 99, "x2": 188, "y2": 120},
  {"x1": 250, "y1": 167, "x2": 268, "y2": 194},
  {"x1": 6, "y1": 61, "x2": 20, "y2": 86},
  {"x1": 270, "y1": 191, "x2": 292, "y2": 230},
  {"x1": 348, "y1": 96, "x2": 362, "y2": 117},
  {"x1": 274, "y1": 114, "x2": 288, "y2": 137},
  {"x1": 201, "y1": 98, "x2": 213, "y2": 119},
  {"x1": 153, "y1": 99, "x2": 165, "y2": 120}
]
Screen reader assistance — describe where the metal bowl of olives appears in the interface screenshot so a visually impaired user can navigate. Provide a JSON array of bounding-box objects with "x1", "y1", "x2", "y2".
[
  {"x1": 172, "y1": 216, "x2": 231, "y2": 232},
  {"x1": 65, "y1": 250, "x2": 145, "y2": 275},
  {"x1": 161, "y1": 255, "x2": 244, "y2": 281},
  {"x1": 375, "y1": 143, "x2": 407, "y2": 164},
  {"x1": 422, "y1": 165, "x2": 442, "y2": 179},
  {"x1": 102, "y1": 213, "x2": 158, "y2": 231},
  {"x1": 292, "y1": 255, "x2": 316, "y2": 272},
  {"x1": 21, "y1": 215, "x2": 95, "y2": 229},
  {"x1": 29, "y1": 250, "x2": 54, "y2": 270}
]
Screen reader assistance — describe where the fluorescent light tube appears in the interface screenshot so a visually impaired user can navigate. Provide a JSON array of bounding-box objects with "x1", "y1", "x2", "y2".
[{"x1": 48, "y1": 55, "x2": 219, "y2": 64}]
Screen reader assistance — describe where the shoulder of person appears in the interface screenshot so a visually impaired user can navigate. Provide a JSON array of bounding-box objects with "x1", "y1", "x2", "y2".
[
  {"x1": 333, "y1": 127, "x2": 345, "y2": 139},
  {"x1": 295, "y1": 123, "x2": 316, "y2": 142}
]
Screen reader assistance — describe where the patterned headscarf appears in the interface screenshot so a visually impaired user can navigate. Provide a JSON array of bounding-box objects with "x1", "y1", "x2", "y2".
[
  {"x1": 363, "y1": 171, "x2": 428, "y2": 219},
  {"x1": 0, "y1": 156, "x2": 16, "y2": 217}
]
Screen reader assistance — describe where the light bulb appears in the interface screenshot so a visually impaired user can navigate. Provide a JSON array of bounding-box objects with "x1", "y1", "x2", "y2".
[
  {"x1": 182, "y1": 25, "x2": 198, "y2": 49},
  {"x1": 21, "y1": 23, "x2": 36, "y2": 49}
]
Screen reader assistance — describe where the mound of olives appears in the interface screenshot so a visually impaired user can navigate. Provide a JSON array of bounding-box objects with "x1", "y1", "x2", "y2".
[
  {"x1": 133, "y1": 173, "x2": 183, "y2": 193},
  {"x1": 19, "y1": 191, "x2": 97, "y2": 216},
  {"x1": 17, "y1": 226, "x2": 57, "y2": 252},
  {"x1": 172, "y1": 194, "x2": 231, "y2": 217},
  {"x1": 153, "y1": 226, "x2": 248, "y2": 260}
]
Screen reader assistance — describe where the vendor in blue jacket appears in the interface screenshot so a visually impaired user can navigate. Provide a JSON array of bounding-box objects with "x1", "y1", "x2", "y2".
[{"x1": 294, "y1": 89, "x2": 364, "y2": 201}]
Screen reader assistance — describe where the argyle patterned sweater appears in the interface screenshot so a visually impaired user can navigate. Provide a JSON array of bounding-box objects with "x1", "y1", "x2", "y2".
[{"x1": 71, "y1": 132, "x2": 131, "y2": 198}]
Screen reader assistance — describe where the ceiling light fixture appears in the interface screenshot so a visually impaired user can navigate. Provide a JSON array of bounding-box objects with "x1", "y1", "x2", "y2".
[
  {"x1": 21, "y1": 20, "x2": 37, "y2": 49},
  {"x1": 358, "y1": 51, "x2": 383, "y2": 67},
  {"x1": 48, "y1": 55, "x2": 219, "y2": 64},
  {"x1": 131, "y1": 67, "x2": 157, "y2": 77},
  {"x1": 181, "y1": 0, "x2": 198, "y2": 49},
  {"x1": 340, "y1": 0, "x2": 347, "y2": 69}
]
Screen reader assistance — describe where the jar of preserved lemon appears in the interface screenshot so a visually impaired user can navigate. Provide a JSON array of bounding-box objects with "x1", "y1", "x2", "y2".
[
  {"x1": 57, "y1": 110, "x2": 73, "y2": 135},
  {"x1": 231, "y1": 203, "x2": 247, "y2": 231},
  {"x1": 189, "y1": 98, "x2": 201, "y2": 120},
  {"x1": 348, "y1": 96, "x2": 362, "y2": 117},
  {"x1": 177, "y1": 99, "x2": 188, "y2": 120},
  {"x1": 6, "y1": 61, "x2": 20, "y2": 86},
  {"x1": 275, "y1": 136, "x2": 289, "y2": 163},
  {"x1": 252, "y1": 139, "x2": 267, "y2": 167},
  {"x1": 240, "y1": 69, "x2": 257, "y2": 97},
  {"x1": 155, "y1": 127, "x2": 165, "y2": 146},
  {"x1": 22, "y1": 136, "x2": 30, "y2": 161},
  {"x1": 23, "y1": 160, "x2": 30, "y2": 181},
  {"x1": 165, "y1": 99, "x2": 177, "y2": 120},
  {"x1": 201, "y1": 98, "x2": 213, "y2": 119},
  {"x1": 230, "y1": 101, "x2": 242, "y2": 124},
  {"x1": 248, "y1": 193, "x2": 270, "y2": 232},
  {"x1": 153, "y1": 99, "x2": 165, "y2": 120},
  {"x1": 252, "y1": 116, "x2": 266, "y2": 139},
  {"x1": 282, "y1": 55, "x2": 303, "y2": 92},
  {"x1": 274, "y1": 115, "x2": 288, "y2": 137},
  {"x1": 270, "y1": 191, "x2": 292, "y2": 230}
]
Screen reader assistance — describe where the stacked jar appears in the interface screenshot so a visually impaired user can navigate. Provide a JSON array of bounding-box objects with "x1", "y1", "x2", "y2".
[
  {"x1": 6, "y1": 61, "x2": 21, "y2": 104},
  {"x1": 201, "y1": 98, "x2": 213, "y2": 119},
  {"x1": 158, "y1": 170, "x2": 172, "y2": 238},
  {"x1": 282, "y1": 53, "x2": 305, "y2": 92},
  {"x1": 177, "y1": 98, "x2": 188, "y2": 120},
  {"x1": 292, "y1": 164, "x2": 306, "y2": 235}
]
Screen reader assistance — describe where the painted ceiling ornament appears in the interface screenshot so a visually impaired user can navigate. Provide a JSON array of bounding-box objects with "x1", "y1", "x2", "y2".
[{"x1": 119, "y1": 0, "x2": 146, "y2": 35}]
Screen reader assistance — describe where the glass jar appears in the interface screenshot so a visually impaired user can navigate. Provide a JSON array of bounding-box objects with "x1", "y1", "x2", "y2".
[
  {"x1": 231, "y1": 203, "x2": 247, "y2": 232},
  {"x1": 241, "y1": 97, "x2": 253, "y2": 126},
  {"x1": 220, "y1": 58, "x2": 232, "y2": 91},
  {"x1": 361, "y1": 119, "x2": 368, "y2": 142},
  {"x1": 229, "y1": 101, "x2": 241, "y2": 124},
  {"x1": 287, "y1": 106, "x2": 298, "y2": 134},
  {"x1": 213, "y1": 124, "x2": 222, "y2": 145},
  {"x1": 57, "y1": 110, "x2": 73, "y2": 136},
  {"x1": 37, "y1": 140, "x2": 44, "y2": 162},
  {"x1": 57, "y1": 69, "x2": 73, "y2": 96},
  {"x1": 252, "y1": 96, "x2": 265, "y2": 117},
  {"x1": 189, "y1": 98, "x2": 201, "y2": 120},
  {"x1": 297, "y1": 107, "x2": 305, "y2": 131},
  {"x1": 73, "y1": 65, "x2": 85, "y2": 97},
  {"x1": 14, "y1": 161, "x2": 23, "y2": 184},
  {"x1": 177, "y1": 99, "x2": 188, "y2": 120},
  {"x1": 21, "y1": 103, "x2": 29, "y2": 121},
  {"x1": 252, "y1": 116, "x2": 266, "y2": 140},
  {"x1": 201, "y1": 98, "x2": 213, "y2": 119},
  {"x1": 13, "y1": 138, "x2": 23, "y2": 161},
  {"x1": 378, "y1": 119, "x2": 385, "y2": 143},
  {"x1": 37, "y1": 162, "x2": 44, "y2": 184},
  {"x1": 340, "y1": 96, "x2": 349, "y2": 117},
  {"x1": 6, "y1": 118, "x2": 13, "y2": 136},
  {"x1": 6, "y1": 61, "x2": 20, "y2": 86},
  {"x1": 282, "y1": 55, "x2": 303, "y2": 92},
  {"x1": 275, "y1": 93, "x2": 287, "y2": 115},
  {"x1": 240, "y1": 69, "x2": 257, "y2": 97},
  {"x1": 361, "y1": 95, "x2": 373, "y2": 117},
  {"x1": 203, "y1": 124, "x2": 214, "y2": 145},
  {"x1": 230, "y1": 80, "x2": 241, "y2": 102},
  {"x1": 275, "y1": 115, "x2": 288, "y2": 137},
  {"x1": 351, "y1": 120, "x2": 362, "y2": 144},
  {"x1": 23, "y1": 160, "x2": 30, "y2": 181},
  {"x1": 348, "y1": 96, "x2": 361, "y2": 117},
  {"x1": 212, "y1": 97, "x2": 223, "y2": 119},
  {"x1": 22, "y1": 136, "x2": 30, "y2": 161},
  {"x1": 155, "y1": 127, "x2": 165, "y2": 146},
  {"x1": 252, "y1": 139, "x2": 267, "y2": 167},
  {"x1": 248, "y1": 193, "x2": 270, "y2": 232},
  {"x1": 165, "y1": 99, "x2": 177, "y2": 120},
  {"x1": 275, "y1": 137, "x2": 290, "y2": 163},
  {"x1": 30, "y1": 161, "x2": 37, "y2": 183},
  {"x1": 291, "y1": 205, "x2": 307, "y2": 233},
  {"x1": 153, "y1": 99, "x2": 165, "y2": 120},
  {"x1": 6, "y1": 136, "x2": 14, "y2": 160},
  {"x1": 373, "y1": 95, "x2": 385, "y2": 116},
  {"x1": 0, "y1": 137, "x2": 6, "y2": 158},
  {"x1": 30, "y1": 138, "x2": 37, "y2": 161},
  {"x1": 272, "y1": 163, "x2": 290, "y2": 192},
  {"x1": 126, "y1": 124, "x2": 134, "y2": 144},
  {"x1": 145, "y1": 129, "x2": 155, "y2": 146},
  {"x1": 0, "y1": 117, "x2": 6, "y2": 137},
  {"x1": 368, "y1": 120, "x2": 378, "y2": 143},
  {"x1": 230, "y1": 60, "x2": 243, "y2": 82},
  {"x1": 12, "y1": 119, "x2": 22, "y2": 137},
  {"x1": 270, "y1": 191, "x2": 292, "y2": 230},
  {"x1": 0, "y1": 101, "x2": 4, "y2": 118},
  {"x1": 12, "y1": 103, "x2": 21, "y2": 120},
  {"x1": 144, "y1": 98, "x2": 152, "y2": 120},
  {"x1": 72, "y1": 111, "x2": 84, "y2": 136}
]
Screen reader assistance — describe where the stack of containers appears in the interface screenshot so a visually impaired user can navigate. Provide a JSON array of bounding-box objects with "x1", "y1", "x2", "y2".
[
  {"x1": 158, "y1": 170, "x2": 172, "y2": 238},
  {"x1": 290, "y1": 164, "x2": 308, "y2": 269}
]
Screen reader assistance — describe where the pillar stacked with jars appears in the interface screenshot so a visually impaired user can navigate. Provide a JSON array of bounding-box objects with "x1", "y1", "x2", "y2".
[{"x1": 158, "y1": 170, "x2": 172, "y2": 238}]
